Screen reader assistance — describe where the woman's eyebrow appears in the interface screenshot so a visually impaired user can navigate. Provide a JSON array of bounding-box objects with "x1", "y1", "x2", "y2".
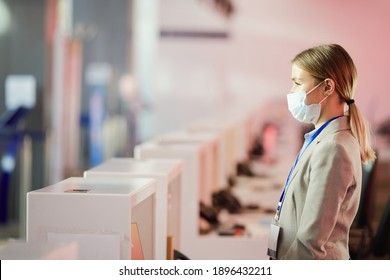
[{"x1": 291, "y1": 77, "x2": 302, "y2": 82}]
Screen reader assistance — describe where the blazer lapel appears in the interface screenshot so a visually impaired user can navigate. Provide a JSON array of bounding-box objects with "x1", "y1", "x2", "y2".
[{"x1": 285, "y1": 138, "x2": 316, "y2": 189}]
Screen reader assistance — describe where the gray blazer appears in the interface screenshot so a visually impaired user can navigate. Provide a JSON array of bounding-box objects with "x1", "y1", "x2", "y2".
[{"x1": 276, "y1": 116, "x2": 362, "y2": 259}]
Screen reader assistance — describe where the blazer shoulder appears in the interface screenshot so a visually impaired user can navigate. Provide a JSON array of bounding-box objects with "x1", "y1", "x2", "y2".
[{"x1": 313, "y1": 130, "x2": 360, "y2": 167}]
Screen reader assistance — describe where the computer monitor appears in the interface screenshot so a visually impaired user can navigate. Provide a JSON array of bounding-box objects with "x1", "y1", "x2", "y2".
[
  {"x1": 186, "y1": 120, "x2": 237, "y2": 184},
  {"x1": 134, "y1": 139, "x2": 208, "y2": 258},
  {"x1": 83, "y1": 158, "x2": 183, "y2": 259},
  {"x1": 157, "y1": 130, "x2": 220, "y2": 203},
  {"x1": 27, "y1": 177, "x2": 156, "y2": 260}
]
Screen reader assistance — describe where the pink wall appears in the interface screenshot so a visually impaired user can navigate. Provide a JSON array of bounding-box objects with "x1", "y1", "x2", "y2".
[{"x1": 151, "y1": 0, "x2": 390, "y2": 136}]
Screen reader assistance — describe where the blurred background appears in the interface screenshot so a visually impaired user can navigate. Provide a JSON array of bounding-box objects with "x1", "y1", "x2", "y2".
[{"x1": 0, "y1": 0, "x2": 389, "y2": 258}]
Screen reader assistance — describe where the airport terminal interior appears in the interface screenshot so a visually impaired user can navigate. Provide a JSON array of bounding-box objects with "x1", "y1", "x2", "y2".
[{"x1": 0, "y1": 0, "x2": 389, "y2": 260}]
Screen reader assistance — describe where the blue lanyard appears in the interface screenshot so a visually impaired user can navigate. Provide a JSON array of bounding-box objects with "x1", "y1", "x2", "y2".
[{"x1": 274, "y1": 116, "x2": 342, "y2": 221}]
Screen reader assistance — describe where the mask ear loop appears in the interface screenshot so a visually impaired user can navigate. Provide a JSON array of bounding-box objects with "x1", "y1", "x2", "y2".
[
  {"x1": 306, "y1": 80, "x2": 325, "y2": 95},
  {"x1": 319, "y1": 94, "x2": 329, "y2": 104}
]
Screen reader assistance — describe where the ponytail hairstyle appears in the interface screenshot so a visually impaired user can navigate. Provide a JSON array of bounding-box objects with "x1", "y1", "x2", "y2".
[{"x1": 292, "y1": 44, "x2": 376, "y2": 163}]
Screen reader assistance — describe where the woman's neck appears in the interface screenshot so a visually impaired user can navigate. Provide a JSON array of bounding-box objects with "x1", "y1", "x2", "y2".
[
  {"x1": 315, "y1": 95, "x2": 345, "y2": 129},
  {"x1": 315, "y1": 113, "x2": 345, "y2": 129}
]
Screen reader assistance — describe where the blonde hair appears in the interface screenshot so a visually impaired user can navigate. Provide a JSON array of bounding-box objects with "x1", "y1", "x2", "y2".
[{"x1": 292, "y1": 44, "x2": 376, "y2": 163}]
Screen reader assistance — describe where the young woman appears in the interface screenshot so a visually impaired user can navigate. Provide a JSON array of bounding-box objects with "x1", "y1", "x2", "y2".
[{"x1": 268, "y1": 44, "x2": 376, "y2": 259}]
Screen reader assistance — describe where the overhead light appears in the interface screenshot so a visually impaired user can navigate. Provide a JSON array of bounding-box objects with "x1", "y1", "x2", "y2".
[{"x1": 0, "y1": 0, "x2": 11, "y2": 36}]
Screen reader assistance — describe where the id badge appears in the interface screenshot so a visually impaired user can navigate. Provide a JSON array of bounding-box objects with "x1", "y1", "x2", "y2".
[{"x1": 267, "y1": 221, "x2": 280, "y2": 259}]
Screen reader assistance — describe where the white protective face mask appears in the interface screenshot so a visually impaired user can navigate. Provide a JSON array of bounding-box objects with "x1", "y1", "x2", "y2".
[{"x1": 287, "y1": 81, "x2": 327, "y2": 124}]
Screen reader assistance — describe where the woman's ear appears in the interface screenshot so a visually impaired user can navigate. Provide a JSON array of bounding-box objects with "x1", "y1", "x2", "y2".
[{"x1": 324, "y1": 78, "x2": 335, "y2": 96}]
